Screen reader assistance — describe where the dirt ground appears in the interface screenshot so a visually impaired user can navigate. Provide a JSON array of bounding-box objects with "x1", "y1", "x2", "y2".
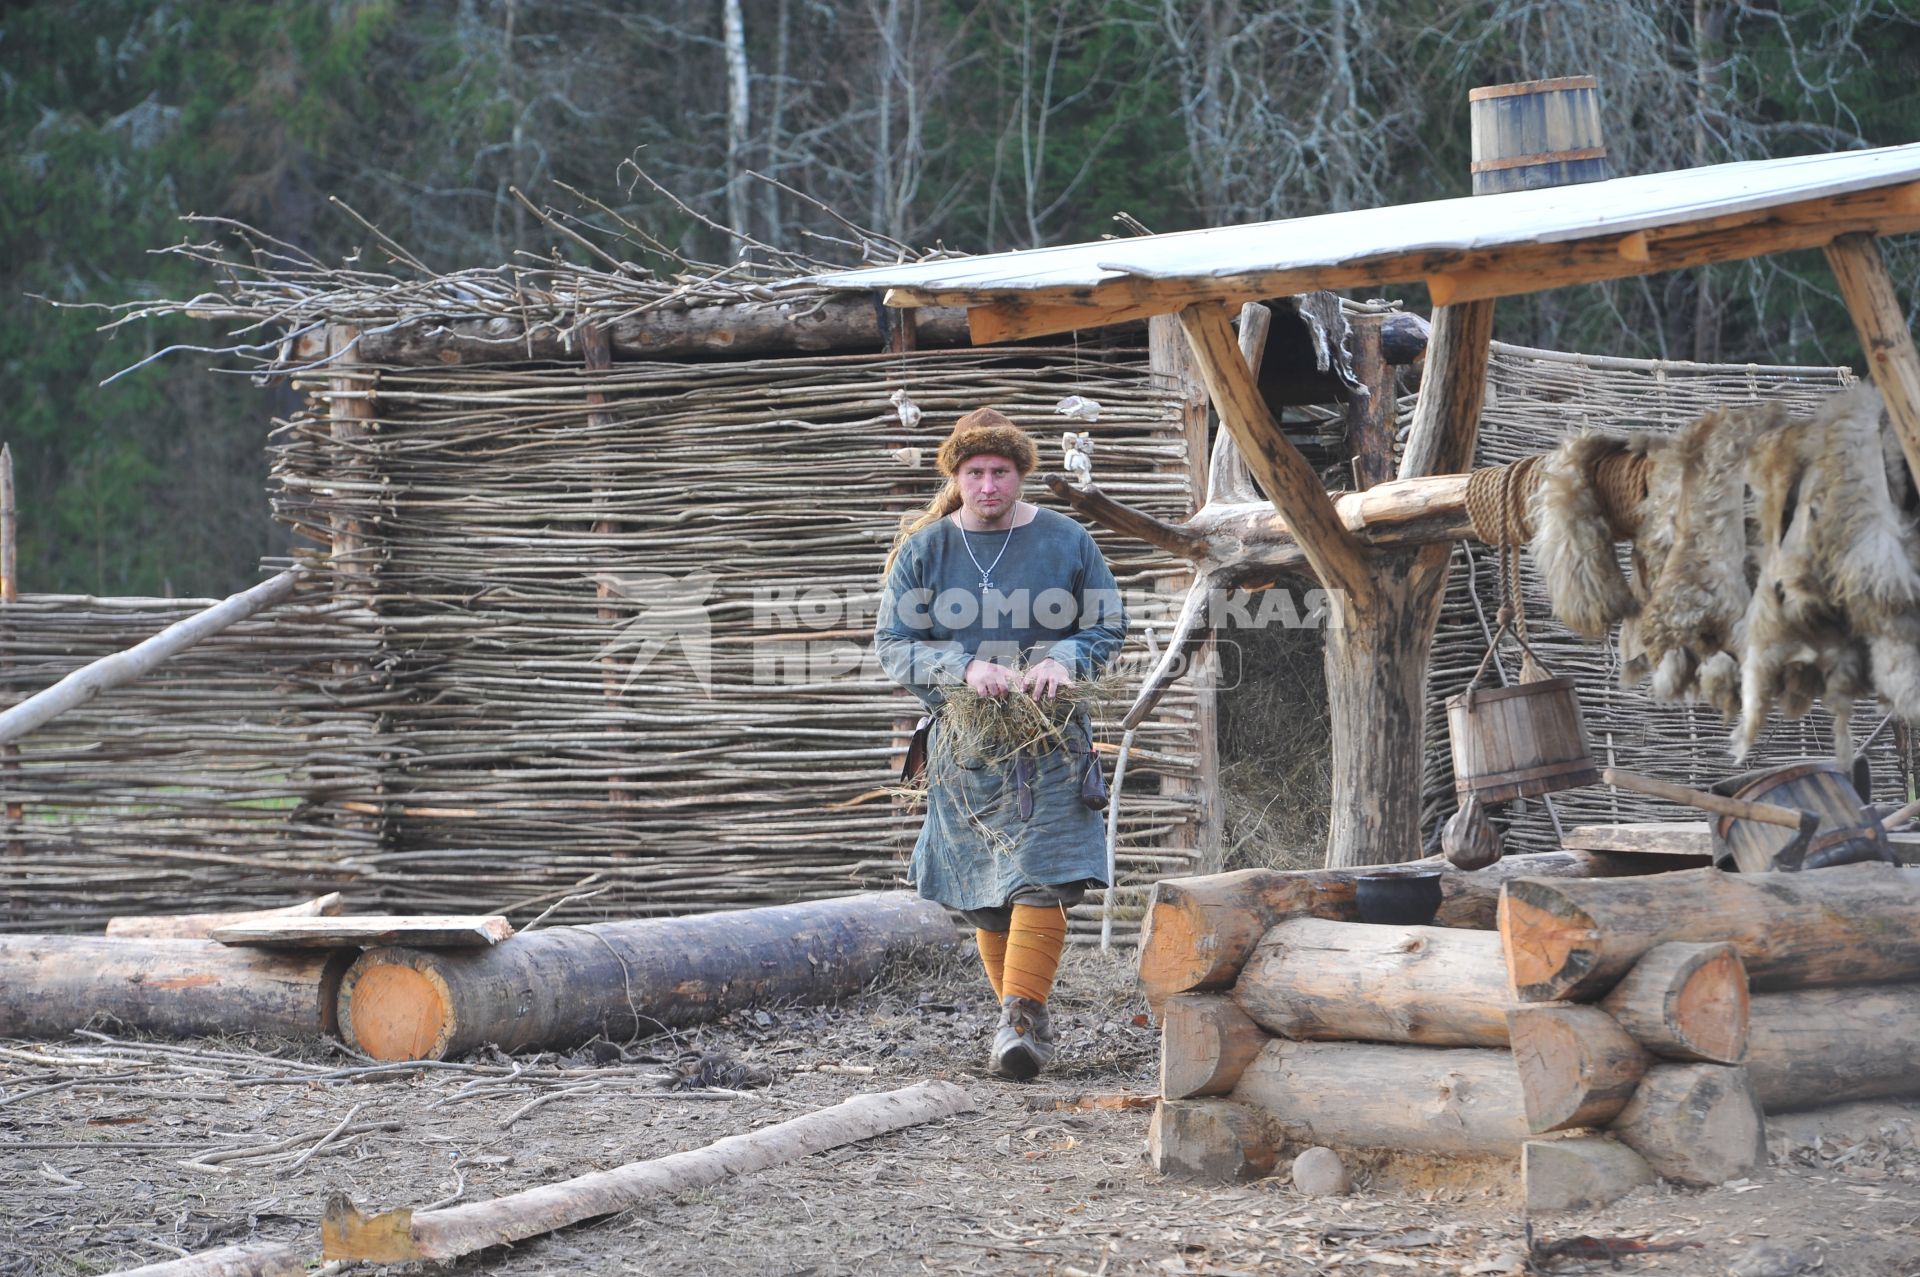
[{"x1": 4, "y1": 943, "x2": 1919, "y2": 1277}]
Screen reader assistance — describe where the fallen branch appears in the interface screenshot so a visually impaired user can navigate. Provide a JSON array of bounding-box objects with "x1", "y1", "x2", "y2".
[
  {"x1": 322, "y1": 1079, "x2": 974, "y2": 1262},
  {"x1": 0, "y1": 569, "x2": 301, "y2": 746},
  {"x1": 105, "y1": 1242, "x2": 307, "y2": 1277}
]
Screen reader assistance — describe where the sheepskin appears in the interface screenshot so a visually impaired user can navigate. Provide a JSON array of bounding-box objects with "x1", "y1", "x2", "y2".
[
  {"x1": 1635, "y1": 404, "x2": 1778, "y2": 715},
  {"x1": 1529, "y1": 433, "x2": 1640, "y2": 639},
  {"x1": 1732, "y1": 386, "x2": 1920, "y2": 764}
]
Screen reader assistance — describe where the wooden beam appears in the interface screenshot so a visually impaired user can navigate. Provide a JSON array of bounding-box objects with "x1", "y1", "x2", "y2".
[
  {"x1": 1041, "y1": 477, "x2": 1208, "y2": 563},
  {"x1": 1401, "y1": 301, "x2": 1495, "y2": 478},
  {"x1": 952, "y1": 179, "x2": 1920, "y2": 343},
  {"x1": 1824, "y1": 232, "x2": 1920, "y2": 484},
  {"x1": 1175, "y1": 303, "x2": 1371, "y2": 604},
  {"x1": 356, "y1": 299, "x2": 971, "y2": 366}
]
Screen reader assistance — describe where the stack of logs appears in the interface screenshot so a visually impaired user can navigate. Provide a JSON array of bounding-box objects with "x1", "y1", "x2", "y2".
[{"x1": 1145, "y1": 855, "x2": 1920, "y2": 1212}]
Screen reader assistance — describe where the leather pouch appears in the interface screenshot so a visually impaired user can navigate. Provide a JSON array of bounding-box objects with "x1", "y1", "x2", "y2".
[{"x1": 901, "y1": 716, "x2": 932, "y2": 784}]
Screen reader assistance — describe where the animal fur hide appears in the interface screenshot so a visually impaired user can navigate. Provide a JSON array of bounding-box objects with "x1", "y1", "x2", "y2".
[
  {"x1": 1530, "y1": 434, "x2": 1655, "y2": 639},
  {"x1": 1733, "y1": 386, "x2": 1920, "y2": 765},
  {"x1": 1635, "y1": 404, "x2": 1780, "y2": 716}
]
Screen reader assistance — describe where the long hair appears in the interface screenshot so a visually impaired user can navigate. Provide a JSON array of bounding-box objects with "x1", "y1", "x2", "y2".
[{"x1": 882, "y1": 480, "x2": 964, "y2": 580}]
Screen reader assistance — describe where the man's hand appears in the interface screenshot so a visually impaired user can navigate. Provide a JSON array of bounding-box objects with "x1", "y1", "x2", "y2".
[
  {"x1": 964, "y1": 659, "x2": 1019, "y2": 699},
  {"x1": 1021, "y1": 657, "x2": 1072, "y2": 701}
]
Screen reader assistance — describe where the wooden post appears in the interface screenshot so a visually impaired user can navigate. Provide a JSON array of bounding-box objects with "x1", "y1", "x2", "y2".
[
  {"x1": 1149, "y1": 315, "x2": 1224, "y2": 872},
  {"x1": 1343, "y1": 314, "x2": 1398, "y2": 491},
  {"x1": 582, "y1": 323, "x2": 631, "y2": 809},
  {"x1": 325, "y1": 326, "x2": 390, "y2": 847},
  {"x1": 1, "y1": 444, "x2": 17, "y2": 876},
  {"x1": 1823, "y1": 232, "x2": 1920, "y2": 483}
]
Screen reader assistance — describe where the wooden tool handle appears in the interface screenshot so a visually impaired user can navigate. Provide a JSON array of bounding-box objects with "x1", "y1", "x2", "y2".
[
  {"x1": 1602, "y1": 767, "x2": 1809, "y2": 830},
  {"x1": 1882, "y1": 798, "x2": 1920, "y2": 829}
]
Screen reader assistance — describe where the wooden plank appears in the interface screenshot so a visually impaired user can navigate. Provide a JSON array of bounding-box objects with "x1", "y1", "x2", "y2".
[
  {"x1": 1564, "y1": 821, "x2": 1920, "y2": 862},
  {"x1": 1824, "y1": 232, "x2": 1920, "y2": 485},
  {"x1": 107, "y1": 893, "x2": 344, "y2": 940},
  {"x1": 957, "y1": 180, "x2": 1920, "y2": 343},
  {"x1": 1175, "y1": 302, "x2": 1371, "y2": 605},
  {"x1": 211, "y1": 915, "x2": 514, "y2": 950},
  {"x1": 1562, "y1": 822, "x2": 1714, "y2": 855}
]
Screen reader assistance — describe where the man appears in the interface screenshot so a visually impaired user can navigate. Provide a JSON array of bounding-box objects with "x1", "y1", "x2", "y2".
[{"x1": 875, "y1": 407, "x2": 1127, "y2": 1079}]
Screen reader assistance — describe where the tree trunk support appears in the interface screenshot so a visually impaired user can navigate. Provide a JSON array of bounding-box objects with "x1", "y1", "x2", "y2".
[
  {"x1": 1150, "y1": 314, "x2": 1225, "y2": 872},
  {"x1": 1823, "y1": 232, "x2": 1920, "y2": 483}
]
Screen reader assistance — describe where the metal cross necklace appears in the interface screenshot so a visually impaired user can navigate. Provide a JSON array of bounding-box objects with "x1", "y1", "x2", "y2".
[{"x1": 958, "y1": 514, "x2": 1016, "y2": 591}]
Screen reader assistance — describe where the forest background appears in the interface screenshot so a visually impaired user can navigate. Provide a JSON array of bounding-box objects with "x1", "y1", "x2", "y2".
[{"x1": 4, "y1": 0, "x2": 1918, "y2": 598}]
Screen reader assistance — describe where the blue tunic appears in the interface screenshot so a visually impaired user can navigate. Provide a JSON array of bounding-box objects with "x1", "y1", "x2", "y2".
[{"x1": 874, "y1": 507, "x2": 1127, "y2": 911}]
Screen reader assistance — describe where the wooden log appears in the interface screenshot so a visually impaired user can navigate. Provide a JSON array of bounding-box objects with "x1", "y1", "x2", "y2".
[
  {"x1": 1508, "y1": 1003, "x2": 1651, "y2": 1133},
  {"x1": 1523, "y1": 1137, "x2": 1655, "y2": 1214},
  {"x1": 1138, "y1": 849, "x2": 1665, "y2": 1011},
  {"x1": 1159, "y1": 993, "x2": 1269, "y2": 1098},
  {"x1": 105, "y1": 893, "x2": 343, "y2": 940},
  {"x1": 1148, "y1": 1098, "x2": 1283, "y2": 1182},
  {"x1": 1747, "y1": 984, "x2": 1920, "y2": 1111},
  {"x1": 353, "y1": 300, "x2": 974, "y2": 366},
  {"x1": 0, "y1": 936, "x2": 348, "y2": 1040},
  {"x1": 1598, "y1": 942, "x2": 1749, "y2": 1064},
  {"x1": 322, "y1": 1079, "x2": 973, "y2": 1262},
  {"x1": 1344, "y1": 313, "x2": 1398, "y2": 490},
  {"x1": 212, "y1": 914, "x2": 513, "y2": 950},
  {"x1": 0, "y1": 569, "x2": 301, "y2": 746},
  {"x1": 1231, "y1": 1038, "x2": 1530, "y2": 1156},
  {"x1": 336, "y1": 892, "x2": 958, "y2": 1061},
  {"x1": 1608, "y1": 1063, "x2": 1766, "y2": 1187},
  {"x1": 1499, "y1": 863, "x2": 1920, "y2": 1002},
  {"x1": 1232, "y1": 916, "x2": 1512, "y2": 1047},
  {"x1": 105, "y1": 1243, "x2": 307, "y2": 1277},
  {"x1": 1824, "y1": 232, "x2": 1920, "y2": 485}
]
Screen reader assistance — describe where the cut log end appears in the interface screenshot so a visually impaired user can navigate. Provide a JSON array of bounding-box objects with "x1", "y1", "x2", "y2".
[
  {"x1": 1610, "y1": 1063, "x2": 1767, "y2": 1187},
  {"x1": 322, "y1": 1194, "x2": 421, "y2": 1263},
  {"x1": 1149, "y1": 1099, "x2": 1282, "y2": 1182},
  {"x1": 1499, "y1": 885, "x2": 1601, "y2": 1001},
  {"x1": 1601, "y1": 941, "x2": 1750, "y2": 1064},
  {"x1": 1160, "y1": 994, "x2": 1268, "y2": 1098},
  {"x1": 1508, "y1": 1004, "x2": 1650, "y2": 1133},
  {"x1": 339, "y1": 952, "x2": 454, "y2": 1063},
  {"x1": 1523, "y1": 1137, "x2": 1655, "y2": 1214}
]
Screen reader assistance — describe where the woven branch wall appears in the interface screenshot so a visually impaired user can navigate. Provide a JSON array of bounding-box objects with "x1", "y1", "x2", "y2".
[
  {"x1": 1420, "y1": 342, "x2": 1899, "y2": 853},
  {"x1": 272, "y1": 345, "x2": 1201, "y2": 934},
  {"x1": 0, "y1": 596, "x2": 385, "y2": 931}
]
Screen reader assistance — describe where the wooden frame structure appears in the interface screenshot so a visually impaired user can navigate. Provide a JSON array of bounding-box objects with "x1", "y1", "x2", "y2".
[{"x1": 807, "y1": 143, "x2": 1920, "y2": 867}]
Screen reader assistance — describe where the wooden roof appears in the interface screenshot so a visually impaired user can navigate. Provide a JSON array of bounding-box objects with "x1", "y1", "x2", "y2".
[{"x1": 809, "y1": 144, "x2": 1920, "y2": 344}]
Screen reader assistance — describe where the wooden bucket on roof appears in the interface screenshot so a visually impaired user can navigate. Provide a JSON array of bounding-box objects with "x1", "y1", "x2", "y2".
[
  {"x1": 1446, "y1": 677, "x2": 1600, "y2": 804},
  {"x1": 1469, "y1": 76, "x2": 1609, "y2": 195}
]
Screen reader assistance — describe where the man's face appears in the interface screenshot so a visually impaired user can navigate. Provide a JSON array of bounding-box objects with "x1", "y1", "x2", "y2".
[{"x1": 956, "y1": 454, "x2": 1023, "y2": 524}]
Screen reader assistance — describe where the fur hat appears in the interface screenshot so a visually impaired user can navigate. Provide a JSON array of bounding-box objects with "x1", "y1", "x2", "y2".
[{"x1": 936, "y1": 407, "x2": 1038, "y2": 476}]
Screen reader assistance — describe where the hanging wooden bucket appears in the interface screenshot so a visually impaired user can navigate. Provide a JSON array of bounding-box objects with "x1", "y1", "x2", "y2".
[
  {"x1": 1446, "y1": 677, "x2": 1600, "y2": 803},
  {"x1": 1469, "y1": 76, "x2": 1609, "y2": 195},
  {"x1": 1713, "y1": 760, "x2": 1894, "y2": 873}
]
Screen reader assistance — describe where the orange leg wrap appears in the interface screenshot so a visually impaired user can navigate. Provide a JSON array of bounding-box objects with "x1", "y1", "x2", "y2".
[
  {"x1": 975, "y1": 928, "x2": 1008, "y2": 1001},
  {"x1": 1002, "y1": 903, "x2": 1068, "y2": 1004}
]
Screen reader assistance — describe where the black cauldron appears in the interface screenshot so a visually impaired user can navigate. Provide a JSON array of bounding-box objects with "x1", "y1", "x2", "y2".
[{"x1": 1355, "y1": 869, "x2": 1444, "y2": 926}]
